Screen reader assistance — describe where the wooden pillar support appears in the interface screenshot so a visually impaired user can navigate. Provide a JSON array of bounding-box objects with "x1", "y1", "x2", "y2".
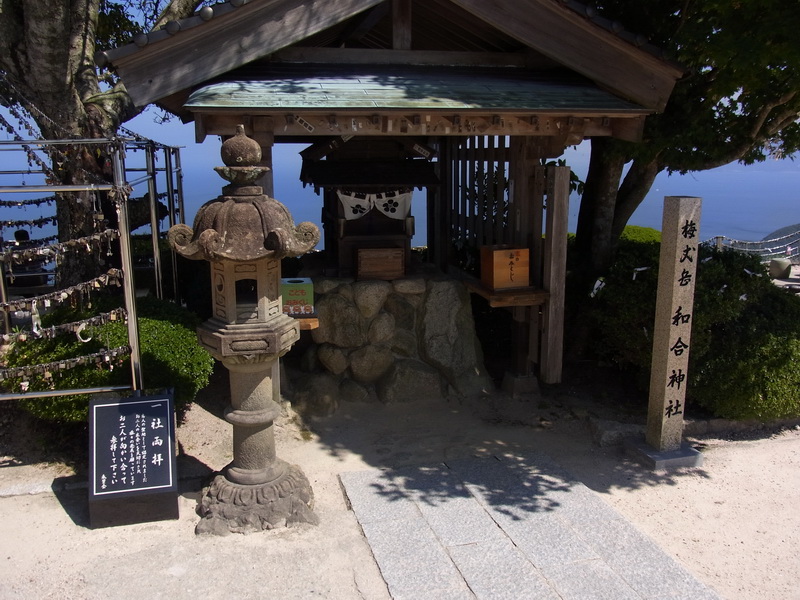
[
  {"x1": 430, "y1": 136, "x2": 450, "y2": 272},
  {"x1": 392, "y1": 0, "x2": 412, "y2": 50},
  {"x1": 540, "y1": 166, "x2": 569, "y2": 384},
  {"x1": 253, "y1": 131, "x2": 275, "y2": 198}
]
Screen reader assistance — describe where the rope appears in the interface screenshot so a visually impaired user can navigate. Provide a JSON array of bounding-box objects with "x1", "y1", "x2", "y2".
[{"x1": 707, "y1": 228, "x2": 800, "y2": 263}]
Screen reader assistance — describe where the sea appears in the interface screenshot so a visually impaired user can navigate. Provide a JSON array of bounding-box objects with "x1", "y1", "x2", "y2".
[{"x1": 1, "y1": 112, "x2": 798, "y2": 248}]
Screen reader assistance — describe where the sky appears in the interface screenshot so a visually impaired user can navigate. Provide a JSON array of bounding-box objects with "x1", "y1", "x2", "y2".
[
  {"x1": 2, "y1": 107, "x2": 798, "y2": 248},
  {"x1": 128, "y1": 109, "x2": 798, "y2": 247}
]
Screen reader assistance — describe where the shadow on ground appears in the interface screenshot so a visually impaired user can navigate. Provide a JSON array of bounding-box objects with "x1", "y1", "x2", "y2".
[{"x1": 268, "y1": 359, "x2": 715, "y2": 518}]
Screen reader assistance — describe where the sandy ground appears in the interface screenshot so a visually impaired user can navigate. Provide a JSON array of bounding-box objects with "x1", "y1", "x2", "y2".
[{"x1": 1, "y1": 364, "x2": 799, "y2": 600}]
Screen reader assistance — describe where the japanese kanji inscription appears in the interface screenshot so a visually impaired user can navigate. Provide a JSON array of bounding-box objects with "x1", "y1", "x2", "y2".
[
  {"x1": 89, "y1": 395, "x2": 177, "y2": 499},
  {"x1": 646, "y1": 197, "x2": 701, "y2": 452}
]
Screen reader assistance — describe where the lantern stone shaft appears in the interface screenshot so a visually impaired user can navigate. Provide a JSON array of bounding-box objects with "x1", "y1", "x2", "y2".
[{"x1": 168, "y1": 125, "x2": 320, "y2": 534}]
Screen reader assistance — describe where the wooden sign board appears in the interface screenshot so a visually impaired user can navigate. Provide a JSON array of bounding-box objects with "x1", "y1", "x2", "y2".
[{"x1": 88, "y1": 394, "x2": 179, "y2": 527}]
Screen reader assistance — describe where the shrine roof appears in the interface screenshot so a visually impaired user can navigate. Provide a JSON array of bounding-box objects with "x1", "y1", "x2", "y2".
[
  {"x1": 101, "y1": 0, "x2": 683, "y2": 116},
  {"x1": 185, "y1": 65, "x2": 650, "y2": 115}
]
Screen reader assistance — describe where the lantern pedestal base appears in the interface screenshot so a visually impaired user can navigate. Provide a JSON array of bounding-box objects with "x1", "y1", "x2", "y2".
[{"x1": 195, "y1": 459, "x2": 318, "y2": 535}]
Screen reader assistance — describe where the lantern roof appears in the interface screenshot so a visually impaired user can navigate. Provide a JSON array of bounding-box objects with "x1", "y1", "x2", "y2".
[{"x1": 168, "y1": 126, "x2": 320, "y2": 262}]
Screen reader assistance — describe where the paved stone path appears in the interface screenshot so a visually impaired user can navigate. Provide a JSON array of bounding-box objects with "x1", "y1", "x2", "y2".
[{"x1": 340, "y1": 451, "x2": 720, "y2": 600}]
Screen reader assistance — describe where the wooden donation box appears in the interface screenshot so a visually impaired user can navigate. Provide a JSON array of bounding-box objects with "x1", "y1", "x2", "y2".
[
  {"x1": 88, "y1": 394, "x2": 179, "y2": 528},
  {"x1": 480, "y1": 246, "x2": 530, "y2": 290},
  {"x1": 358, "y1": 248, "x2": 405, "y2": 280}
]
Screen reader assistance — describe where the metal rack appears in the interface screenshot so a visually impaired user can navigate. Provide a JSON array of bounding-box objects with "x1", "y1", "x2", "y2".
[{"x1": 0, "y1": 136, "x2": 185, "y2": 401}]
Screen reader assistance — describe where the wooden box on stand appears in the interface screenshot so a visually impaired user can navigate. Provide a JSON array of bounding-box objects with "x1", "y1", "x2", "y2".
[{"x1": 480, "y1": 246, "x2": 530, "y2": 290}]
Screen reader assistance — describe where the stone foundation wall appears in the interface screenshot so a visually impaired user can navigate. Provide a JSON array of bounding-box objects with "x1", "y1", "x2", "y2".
[{"x1": 289, "y1": 276, "x2": 494, "y2": 415}]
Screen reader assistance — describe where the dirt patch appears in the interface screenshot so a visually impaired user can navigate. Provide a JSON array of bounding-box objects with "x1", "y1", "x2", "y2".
[{"x1": 1, "y1": 362, "x2": 799, "y2": 599}]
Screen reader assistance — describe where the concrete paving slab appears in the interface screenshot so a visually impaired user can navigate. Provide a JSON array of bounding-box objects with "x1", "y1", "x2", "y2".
[
  {"x1": 415, "y1": 490, "x2": 506, "y2": 547},
  {"x1": 447, "y1": 538, "x2": 560, "y2": 600},
  {"x1": 574, "y1": 517, "x2": 718, "y2": 599},
  {"x1": 338, "y1": 468, "x2": 423, "y2": 524},
  {"x1": 539, "y1": 559, "x2": 641, "y2": 600},
  {"x1": 359, "y1": 516, "x2": 475, "y2": 600},
  {"x1": 340, "y1": 452, "x2": 722, "y2": 600}
]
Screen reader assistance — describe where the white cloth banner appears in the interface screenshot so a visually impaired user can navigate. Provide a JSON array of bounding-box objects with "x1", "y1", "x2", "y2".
[
  {"x1": 338, "y1": 190, "x2": 412, "y2": 220},
  {"x1": 373, "y1": 191, "x2": 412, "y2": 220},
  {"x1": 338, "y1": 191, "x2": 374, "y2": 220}
]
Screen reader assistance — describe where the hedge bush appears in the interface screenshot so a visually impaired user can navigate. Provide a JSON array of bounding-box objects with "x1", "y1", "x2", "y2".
[
  {"x1": 5, "y1": 296, "x2": 214, "y2": 423},
  {"x1": 584, "y1": 234, "x2": 800, "y2": 420}
]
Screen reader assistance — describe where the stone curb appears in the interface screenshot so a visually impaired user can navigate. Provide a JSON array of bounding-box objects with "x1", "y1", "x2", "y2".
[
  {"x1": 0, "y1": 469, "x2": 208, "y2": 499},
  {"x1": 590, "y1": 415, "x2": 800, "y2": 448}
]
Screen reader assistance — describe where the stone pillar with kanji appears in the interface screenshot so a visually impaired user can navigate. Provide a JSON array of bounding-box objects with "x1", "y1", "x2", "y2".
[{"x1": 646, "y1": 196, "x2": 701, "y2": 453}]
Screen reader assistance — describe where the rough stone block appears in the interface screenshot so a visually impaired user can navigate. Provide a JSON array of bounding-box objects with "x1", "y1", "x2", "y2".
[
  {"x1": 392, "y1": 277, "x2": 427, "y2": 294},
  {"x1": 590, "y1": 418, "x2": 646, "y2": 447},
  {"x1": 350, "y1": 344, "x2": 394, "y2": 383},
  {"x1": 368, "y1": 311, "x2": 396, "y2": 344},
  {"x1": 377, "y1": 359, "x2": 444, "y2": 403},
  {"x1": 353, "y1": 279, "x2": 392, "y2": 319},
  {"x1": 316, "y1": 343, "x2": 349, "y2": 375}
]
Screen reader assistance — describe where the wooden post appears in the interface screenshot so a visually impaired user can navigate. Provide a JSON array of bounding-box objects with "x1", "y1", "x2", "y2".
[
  {"x1": 508, "y1": 138, "x2": 535, "y2": 376},
  {"x1": 253, "y1": 131, "x2": 275, "y2": 197},
  {"x1": 540, "y1": 166, "x2": 569, "y2": 384},
  {"x1": 431, "y1": 137, "x2": 451, "y2": 272},
  {"x1": 646, "y1": 197, "x2": 701, "y2": 451},
  {"x1": 392, "y1": 0, "x2": 412, "y2": 50}
]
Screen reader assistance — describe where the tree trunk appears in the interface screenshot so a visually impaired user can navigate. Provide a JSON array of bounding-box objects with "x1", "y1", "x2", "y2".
[
  {"x1": 0, "y1": 0, "x2": 202, "y2": 286},
  {"x1": 574, "y1": 138, "x2": 626, "y2": 282},
  {"x1": 612, "y1": 157, "x2": 662, "y2": 241}
]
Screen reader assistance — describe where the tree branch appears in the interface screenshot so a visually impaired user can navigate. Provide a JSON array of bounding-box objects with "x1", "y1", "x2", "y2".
[{"x1": 690, "y1": 95, "x2": 799, "y2": 171}]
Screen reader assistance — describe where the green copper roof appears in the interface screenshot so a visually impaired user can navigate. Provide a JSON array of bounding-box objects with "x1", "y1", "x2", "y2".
[{"x1": 185, "y1": 65, "x2": 649, "y2": 114}]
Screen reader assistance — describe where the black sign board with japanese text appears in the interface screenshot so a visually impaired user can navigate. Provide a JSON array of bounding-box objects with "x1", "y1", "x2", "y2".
[{"x1": 88, "y1": 393, "x2": 179, "y2": 527}]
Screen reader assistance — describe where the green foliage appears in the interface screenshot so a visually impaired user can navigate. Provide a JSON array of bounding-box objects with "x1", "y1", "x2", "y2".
[
  {"x1": 96, "y1": 1, "x2": 145, "y2": 52},
  {"x1": 541, "y1": 158, "x2": 585, "y2": 196},
  {"x1": 5, "y1": 296, "x2": 213, "y2": 423},
  {"x1": 585, "y1": 237, "x2": 800, "y2": 420},
  {"x1": 589, "y1": 0, "x2": 800, "y2": 168},
  {"x1": 619, "y1": 225, "x2": 661, "y2": 244}
]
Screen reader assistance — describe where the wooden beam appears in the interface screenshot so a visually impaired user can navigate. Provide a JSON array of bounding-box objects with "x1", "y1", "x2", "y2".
[
  {"x1": 338, "y1": 3, "x2": 389, "y2": 45},
  {"x1": 198, "y1": 112, "x2": 637, "y2": 139},
  {"x1": 298, "y1": 137, "x2": 354, "y2": 161},
  {"x1": 392, "y1": 0, "x2": 412, "y2": 50},
  {"x1": 463, "y1": 280, "x2": 549, "y2": 308},
  {"x1": 450, "y1": 0, "x2": 682, "y2": 110},
  {"x1": 111, "y1": 0, "x2": 385, "y2": 107},
  {"x1": 271, "y1": 47, "x2": 542, "y2": 68},
  {"x1": 612, "y1": 116, "x2": 646, "y2": 142}
]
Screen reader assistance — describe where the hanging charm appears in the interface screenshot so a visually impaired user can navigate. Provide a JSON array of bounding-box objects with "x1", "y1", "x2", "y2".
[
  {"x1": 75, "y1": 322, "x2": 93, "y2": 343},
  {"x1": 30, "y1": 300, "x2": 42, "y2": 337}
]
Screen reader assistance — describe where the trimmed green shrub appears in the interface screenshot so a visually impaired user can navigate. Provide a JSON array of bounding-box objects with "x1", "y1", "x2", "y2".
[
  {"x1": 5, "y1": 296, "x2": 214, "y2": 423},
  {"x1": 619, "y1": 225, "x2": 662, "y2": 244},
  {"x1": 583, "y1": 238, "x2": 800, "y2": 420}
]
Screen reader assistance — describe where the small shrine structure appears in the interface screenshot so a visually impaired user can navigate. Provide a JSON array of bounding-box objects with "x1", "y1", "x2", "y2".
[{"x1": 101, "y1": 0, "x2": 682, "y2": 388}]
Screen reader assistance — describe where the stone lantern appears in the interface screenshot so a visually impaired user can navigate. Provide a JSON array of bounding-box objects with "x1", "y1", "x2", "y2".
[{"x1": 168, "y1": 125, "x2": 320, "y2": 535}]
